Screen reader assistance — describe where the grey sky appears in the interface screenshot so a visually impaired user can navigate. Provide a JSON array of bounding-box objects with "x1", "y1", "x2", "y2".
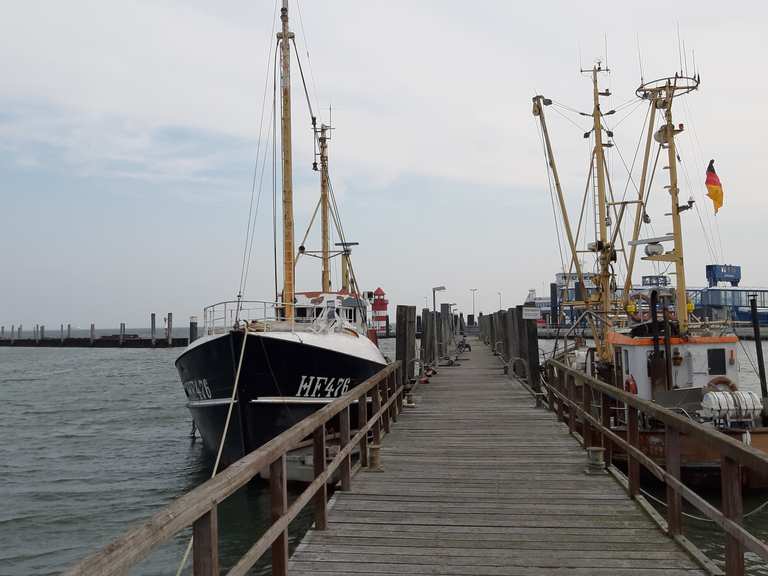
[{"x1": 1, "y1": 1, "x2": 765, "y2": 327}]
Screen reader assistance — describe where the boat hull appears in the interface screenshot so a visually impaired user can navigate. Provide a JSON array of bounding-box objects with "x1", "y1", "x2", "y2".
[{"x1": 175, "y1": 330, "x2": 386, "y2": 464}]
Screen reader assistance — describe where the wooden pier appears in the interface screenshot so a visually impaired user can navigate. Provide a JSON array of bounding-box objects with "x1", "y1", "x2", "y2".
[
  {"x1": 62, "y1": 305, "x2": 768, "y2": 576},
  {"x1": 287, "y1": 343, "x2": 709, "y2": 575}
]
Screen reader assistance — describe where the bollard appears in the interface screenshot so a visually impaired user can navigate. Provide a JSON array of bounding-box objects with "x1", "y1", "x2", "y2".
[
  {"x1": 189, "y1": 316, "x2": 198, "y2": 343},
  {"x1": 404, "y1": 390, "x2": 416, "y2": 408},
  {"x1": 585, "y1": 446, "x2": 607, "y2": 475}
]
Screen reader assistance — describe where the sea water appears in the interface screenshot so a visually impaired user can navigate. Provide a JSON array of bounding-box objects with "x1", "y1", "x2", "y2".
[{"x1": 1, "y1": 339, "x2": 766, "y2": 574}]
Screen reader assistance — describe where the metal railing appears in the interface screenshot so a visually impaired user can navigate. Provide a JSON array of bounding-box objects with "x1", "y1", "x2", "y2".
[
  {"x1": 543, "y1": 359, "x2": 768, "y2": 576},
  {"x1": 202, "y1": 300, "x2": 364, "y2": 336},
  {"x1": 63, "y1": 361, "x2": 404, "y2": 576}
]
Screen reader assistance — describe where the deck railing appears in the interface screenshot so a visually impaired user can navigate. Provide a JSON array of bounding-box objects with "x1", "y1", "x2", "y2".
[
  {"x1": 63, "y1": 361, "x2": 404, "y2": 576},
  {"x1": 544, "y1": 359, "x2": 768, "y2": 576}
]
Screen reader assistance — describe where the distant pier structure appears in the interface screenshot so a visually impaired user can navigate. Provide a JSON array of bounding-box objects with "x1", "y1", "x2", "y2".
[{"x1": 0, "y1": 313, "x2": 197, "y2": 348}]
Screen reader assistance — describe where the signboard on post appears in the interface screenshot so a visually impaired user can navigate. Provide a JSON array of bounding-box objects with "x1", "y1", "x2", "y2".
[{"x1": 522, "y1": 307, "x2": 541, "y2": 321}]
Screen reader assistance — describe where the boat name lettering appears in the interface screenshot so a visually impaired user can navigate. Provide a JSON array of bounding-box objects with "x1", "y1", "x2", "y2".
[
  {"x1": 297, "y1": 375, "x2": 351, "y2": 398},
  {"x1": 183, "y1": 378, "x2": 212, "y2": 400}
]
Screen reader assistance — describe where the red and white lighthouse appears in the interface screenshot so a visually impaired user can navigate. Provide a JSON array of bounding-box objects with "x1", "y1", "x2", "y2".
[{"x1": 371, "y1": 287, "x2": 389, "y2": 336}]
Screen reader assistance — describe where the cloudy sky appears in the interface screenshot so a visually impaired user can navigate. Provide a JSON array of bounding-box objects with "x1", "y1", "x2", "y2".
[{"x1": 1, "y1": 0, "x2": 766, "y2": 327}]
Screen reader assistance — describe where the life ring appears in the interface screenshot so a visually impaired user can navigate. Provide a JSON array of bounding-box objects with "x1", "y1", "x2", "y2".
[
  {"x1": 704, "y1": 376, "x2": 737, "y2": 392},
  {"x1": 624, "y1": 374, "x2": 638, "y2": 395}
]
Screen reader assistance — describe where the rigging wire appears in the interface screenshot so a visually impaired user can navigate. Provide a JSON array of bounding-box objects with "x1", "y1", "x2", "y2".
[
  {"x1": 682, "y1": 96, "x2": 725, "y2": 264},
  {"x1": 676, "y1": 142, "x2": 718, "y2": 263},
  {"x1": 273, "y1": 49, "x2": 279, "y2": 301},
  {"x1": 295, "y1": 0, "x2": 323, "y2": 123},
  {"x1": 237, "y1": 1, "x2": 280, "y2": 307},
  {"x1": 242, "y1": 51, "x2": 278, "y2": 296},
  {"x1": 534, "y1": 117, "x2": 567, "y2": 275},
  {"x1": 237, "y1": 29, "x2": 280, "y2": 301}
]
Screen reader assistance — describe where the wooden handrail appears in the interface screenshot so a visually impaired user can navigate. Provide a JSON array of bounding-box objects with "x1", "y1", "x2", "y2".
[
  {"x1": 63, "y1": 361, "x2": 403, "y2": 576},
  {"x1": 544, "y1": 359, "x2": 768, "y2": 576}
]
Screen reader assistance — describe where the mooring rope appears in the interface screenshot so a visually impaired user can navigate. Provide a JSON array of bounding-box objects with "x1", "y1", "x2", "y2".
[
  {"x1": 175, "y1": 325, "x2": 251, "y2": 575},
  {"x1": 640, "y1": 487, "x2": 768, "y2": 522}
]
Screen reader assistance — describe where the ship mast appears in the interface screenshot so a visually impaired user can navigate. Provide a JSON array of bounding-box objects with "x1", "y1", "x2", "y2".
[
  {"x1": 319, "y1": 124, "x2": 331, "y2": 292},
  {"x1": 278, "y1": 0, "x2": 295, "y2": 319},
  {"x1": 589, "y1": 64, "x2": 614, "y2": 363},
  {"x1": 632, "y1": 75, "x2": 699, "y2": 335}
]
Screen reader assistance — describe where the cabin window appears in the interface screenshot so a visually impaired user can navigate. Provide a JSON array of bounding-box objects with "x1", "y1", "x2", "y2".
[{"x1": 707, "y1": 348, "x2": 727, "y2": 376}]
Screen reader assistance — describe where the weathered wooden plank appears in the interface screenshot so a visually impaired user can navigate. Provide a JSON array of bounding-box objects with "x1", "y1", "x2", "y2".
[{"x1": 289, "y1": 342, "x2": 707, "y2": 575}]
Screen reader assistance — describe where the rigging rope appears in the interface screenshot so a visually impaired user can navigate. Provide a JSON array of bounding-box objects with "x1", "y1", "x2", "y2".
[
  {"x1": 176, "y1": 326, "x2": 252, "y2": 575},
  {"x1": 534, "y1": 116, "x2": 566, "y2": 276},
  {"x1": 238, "y1": 3, "x2": 280, "y2": 301}
]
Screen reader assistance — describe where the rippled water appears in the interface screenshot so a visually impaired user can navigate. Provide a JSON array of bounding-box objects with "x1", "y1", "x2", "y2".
[
  {"x1": 0, "y1": 347, "x2": 315, "y2": 575},
  {"x1": 1, "y1": 338, "x2": 766, "y2": 574}
]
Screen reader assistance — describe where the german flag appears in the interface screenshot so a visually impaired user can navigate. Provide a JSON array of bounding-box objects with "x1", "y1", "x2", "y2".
[{"x1": 705, "y1": 159, "x2": 723, "y2": 214}]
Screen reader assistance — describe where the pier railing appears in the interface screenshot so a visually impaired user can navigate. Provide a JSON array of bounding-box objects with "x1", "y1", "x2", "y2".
[
  {"x1": 63, "y1": 361, "x2": 404, "y2": 576},
  {"x1": 544, "y1": 359, "x2": 768, "y2": 576}
]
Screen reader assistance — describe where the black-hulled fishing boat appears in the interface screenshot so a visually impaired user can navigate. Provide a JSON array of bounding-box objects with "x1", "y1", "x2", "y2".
[{"x1": 175, "y1": 1, "x2": 385, "y2": 463}]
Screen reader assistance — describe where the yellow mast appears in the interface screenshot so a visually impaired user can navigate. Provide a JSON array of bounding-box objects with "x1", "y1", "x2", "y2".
[
  {"x1": 590, "y1": 65, "x2": 613, "y2": 363},
  {"x1": 641, "y1": 81, "x2": 689, "y2": 333},
  {"x1": 341, "y1": 248, "x2": 350, "y2": 292},
  {"x1": 532, "y1": 96, "x2": 589, "y2": 303},
  {"x1": 319, "y1": 124, "x2": 331, "y2": 293},
  {"x1": 278, "y1": 0, "x2": 295, "y2": 320}
]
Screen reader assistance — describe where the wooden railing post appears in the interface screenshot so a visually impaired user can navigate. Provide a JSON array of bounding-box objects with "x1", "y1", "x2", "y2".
[
  {"x1": 627, "y1": 406, "x2": 640, "y2": 498},
  {"x1": 546, "y1": 365, "x2": 555, "y2": 412},
  {"x1": 665, "y1": 426, "x2": 682, "y2": 536},
  {"x1": 339, "y1": 406, "x2": 351, "y2": 491},
  {"x1": 389, "y1": 372, "x2": 398, "y2": 423},
  {"x1": 372, "y1": 383, "x2": 382, "y2": 446},
  {"x1": 313, "y1": 425, "x2": 327, "y2": 530},
  {"x1": 270, "y1": 455, "x2": 288, "y2": 576},
  {"x1": 192, "y1": 507, "x2": 219, "y2": 576},
  {"x1": 557, "y1": 369, "x2": 565, "y2": 423},
  {"x1": 357, "y1": 390, "x2": 369, "y2": 468},
  {"x1": 721, "y1": 456, "x2": 745, "y2": 576},
  {"x1": 395, "y1": 369, "x2": 403, "y2": 414},
  {"x1": 381, "y1": 379, "x2": 391, "y2": 435},
  {"x1": 600, "y1": 391, "x2": 612, "y2": 467},
  {"x1": 567, "y1": 375, "x2": 576, "y2": 435},
  {"x1": 582, "y1": 379, "x2": 592, "y2": 448}
]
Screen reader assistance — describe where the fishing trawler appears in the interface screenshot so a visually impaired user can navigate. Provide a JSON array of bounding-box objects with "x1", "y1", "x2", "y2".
[
  {"x1": 175, "y1": 1, "x2": 385, "y2": 463},
  {"x1": 533, "y1": 63, "x2": 768, "y2": 479}
]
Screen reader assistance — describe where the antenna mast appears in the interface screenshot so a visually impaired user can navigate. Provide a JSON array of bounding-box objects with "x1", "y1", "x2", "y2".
[
  {"x1": 319, "y1": 124, "x2": 331, "y2": 292},
  {"x1": 278, "y1": 0, "x2": 295, "y2": 319}
]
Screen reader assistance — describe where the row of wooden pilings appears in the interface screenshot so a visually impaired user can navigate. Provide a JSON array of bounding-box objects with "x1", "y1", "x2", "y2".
[
  {"x1": 0, "y1": 313, "x2": 196, "y2": 347},
  {"x1": 477, "y1": 306, "x2": 541, "y2": 390},
  {"x1": 417, "y1": 303, "x2": 465, "y2": 367}
]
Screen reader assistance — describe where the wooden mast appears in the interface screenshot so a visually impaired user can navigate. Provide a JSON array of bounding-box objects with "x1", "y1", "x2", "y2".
[
  {"x1": 278, "y1": 0, "x2": 295, "y2": 319},
  {"x1": 590, "y1": 64, "x2": 613, "y2": 363},
  {"x1": 319, "y1": 125, "x2": 331, "y2": 293}
]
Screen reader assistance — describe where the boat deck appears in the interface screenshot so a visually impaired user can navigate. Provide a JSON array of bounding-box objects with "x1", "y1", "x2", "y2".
[{"x1": 288, "y1": 341, "x2": 707, "y2": 575}]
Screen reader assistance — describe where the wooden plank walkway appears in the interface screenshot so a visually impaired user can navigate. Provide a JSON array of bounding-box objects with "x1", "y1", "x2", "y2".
[{"x1": 289, "y1": 341, "x2": 707, "y2": 575}]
